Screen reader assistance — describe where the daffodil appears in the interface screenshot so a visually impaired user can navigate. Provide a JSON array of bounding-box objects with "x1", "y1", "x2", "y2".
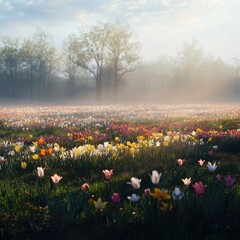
[
  {"x1": 150, "y1": 188, "x2": 171, "y2": 201},
  {"x1": 160, "y1": 202, "x2": 173, "y2": 211},
  {"x1": 60, "y1": 147, "x2": 66, "y2": 153}
]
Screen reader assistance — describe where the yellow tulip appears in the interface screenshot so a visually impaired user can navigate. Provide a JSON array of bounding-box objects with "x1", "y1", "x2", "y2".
[
  {"x1": 21, "y1": 161, "x2": 27, "y2": 169},
  {"x1": 15, "y1": 145, "x2": 21, "y2": 153},
  {"x1": 32, "y1": 154, "x2": 39, "y2": 160},
  {"x1": 93, "y1": 198, "x2": 107, "y2": 210}
]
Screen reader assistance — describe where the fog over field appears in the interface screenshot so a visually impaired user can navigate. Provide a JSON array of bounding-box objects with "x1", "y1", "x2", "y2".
[{"x1": 0, "y1": 0, "x2": 240, "y2": 104}]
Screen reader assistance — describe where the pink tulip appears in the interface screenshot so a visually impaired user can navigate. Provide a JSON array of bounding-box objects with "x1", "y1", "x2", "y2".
[
  {"x1": 103, "y1": 169, "x2": 113, "y2": 181},
  {"x1": 177, "y1": 159, "x2": 185, "y2": 166},
  {"x1": 224, "y1": 175, "x2": 235, "y2": 187},
  {"x1": 192, "y1": 181, "x2": 207, "y2": 196},
  {"x1": 111, "y1": 192, "x2": 120, "y2": 203},
  {"x1": 51, "y1": 174, "x2": 62, "y2": 184},
  {"x1": 198, "y1": 159, "x2": 205, "y2": 166},
  {"x1": 144, "y1": 188, "x2": 151, "y2": 197},
  {"x1": 216, "y1": 174, "x2": 222, "y2": 182},
  {"x1": 81, "y1": 183, "x2": 90, "y2": 191}
]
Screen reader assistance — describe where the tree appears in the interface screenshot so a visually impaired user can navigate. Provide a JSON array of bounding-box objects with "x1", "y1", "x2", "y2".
[
  {"x1": 76, "y1": 23, "x2": 111, "y2": 101},
  {"x1": 0, "y1": 37, "x2": 21, "y2": 98},
  {"x1": 105, "y1": 21, "x2": 141, "y2": 99},
  {"x1": 75, "y1": 21, "x2": 141, "y2": 101},
  {"x1": 62, "y1": 34, "x2": 82, "y2": 97},
  {"x1": 175, "y1": 39, "x2": 204, "y2": 83},
  {"x1": 32, "y1": 27, "x2": 59, "y2": 99},
  {"x1": 20, "y1": 38, "x2": 36, "y2": 99}
]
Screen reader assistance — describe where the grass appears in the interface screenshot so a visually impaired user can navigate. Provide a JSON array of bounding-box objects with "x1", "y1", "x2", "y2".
[{"x1": 0, "y1": 106, "x2": 240, "y2": 239}]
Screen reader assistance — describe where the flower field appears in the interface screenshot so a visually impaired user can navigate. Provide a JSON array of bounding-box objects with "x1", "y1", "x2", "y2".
[{"x1": 1, "y1": 104, "x2": 240, "y2": 239}]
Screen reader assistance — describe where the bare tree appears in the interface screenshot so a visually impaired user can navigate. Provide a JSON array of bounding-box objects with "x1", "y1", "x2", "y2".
[
  {"x1": 62, "y1": 34, "x2": 83, "y2": 98},
  {"x1": 20, "y1": 39, "x2": 36, "y2": 99},
  {"x1": 105, "y1": 21, "x2": 141, "y2": 99},
  {"x1": 76, "y1": 23, "x2": 111, "y2": 101},
  {"x1": 33, "y1": 27, "x2": 58, "y2": 99},
  {"x1": 0, "y1": 37, "x2": 21, "y2": 98}
]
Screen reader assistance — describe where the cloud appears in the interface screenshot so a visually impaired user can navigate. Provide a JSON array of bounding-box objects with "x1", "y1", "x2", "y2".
[{"x1": 0, "y1": 0, "x2": 239, "y2": 61}]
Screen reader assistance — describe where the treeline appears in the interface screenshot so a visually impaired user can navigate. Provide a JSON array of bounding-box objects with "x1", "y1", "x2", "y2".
[
  {"x1": 127, "y1": 40, "x2": 240, "y2": 103},
  {"x1": 0, "y1": 21, "x2": 240, "y2": 103},
  {"x1": 0, "y1": 21, "x2": 140, "y2": 102}
]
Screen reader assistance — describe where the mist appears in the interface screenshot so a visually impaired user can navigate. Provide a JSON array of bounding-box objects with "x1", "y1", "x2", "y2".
[{"x1": 0, "y1": 25, "x2": 239, "y2": 106}]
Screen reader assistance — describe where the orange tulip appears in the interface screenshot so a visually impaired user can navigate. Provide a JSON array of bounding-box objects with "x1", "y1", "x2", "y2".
[
  {"x1": 48, "y1": 148, "x2": 53, "y2": 155},
  {"x1": 38, "y1": 137, "x2": 44, "y2": 145},
  {"x1": 40, "y1": 149, "x2": 46, "y2": 156}
]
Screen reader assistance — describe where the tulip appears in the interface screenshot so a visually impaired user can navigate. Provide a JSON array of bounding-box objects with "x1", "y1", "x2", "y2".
[
  {"x1": 21, "y1": 161, "x2": 27, "y2": 169},
  {"x1": 14, "y1": 145, "x2": 21, "y2": 153},
  {"x1": 37, "y1": 167, "x2": 45, "y2": 177},
  {"x1": 102, "y1": 169, "x2": 113, "y2": 181},
  {"x1": 177, "y1": 159, "x2": 185, "y2": 166},
  {"x1": 51, "y1": 174, "x2": 62, "y2": 184},
  {"x1": 38, "y1": 137, "x2": 44, "y2": 145},
  {"x1": 93, "y1": 198, "x2": 107, "y2": 210},
  {"x1": 216, "y1": 174, "x2": 222, "y2": 181},
  {"x1": 172, "y1": 187, "x2": 184, "y2": 200},
  {"x1": 224, "y1": 175, "x2": 235, "y2": 187},
  {"x1": 144, "y1": 188, "x2": 151, "y2": 197},
  {"x1": 148, "y1": 170, "x2": 162, "y2": 184},
  {"x1": 127, "y1": 194, "x2": 140, "y2": 202},
  {"x1": 81, "y1": 183, "x2": 90, "y2": 191},
  {"x1": 198, "y1": 159, "x2": 205, "y2": 166},
  {"x1": 127, "y1": 177, "x2": 141, "y2": 189},
  {"x1": 192, "y1": 181, "x2": 207, "y2": 196},
  {"x1": 182, "y1": 177, "x2": 191, "y2": 186},
  {"x1": 206, "y1": 162, "x2": 218, "y2": 172},
  {"x1": 32, "y1": 154, "x2": 39, "y2": 160},
  {"x1": 29, "y1": 145, "x2": 36, "y2": 153},
  {"x1": 111, "y1": 193, "x2": 121, "y2": 203}
]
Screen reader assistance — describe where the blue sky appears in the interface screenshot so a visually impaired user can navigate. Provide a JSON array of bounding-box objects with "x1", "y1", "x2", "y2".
[{"x1": 0, "y1": 0, "x2": 240, "y2": 61}]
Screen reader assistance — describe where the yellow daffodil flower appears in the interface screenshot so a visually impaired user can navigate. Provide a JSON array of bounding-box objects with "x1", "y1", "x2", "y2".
[{"x1": 150, "y1": 188, "x2": 171, "y2": 201}]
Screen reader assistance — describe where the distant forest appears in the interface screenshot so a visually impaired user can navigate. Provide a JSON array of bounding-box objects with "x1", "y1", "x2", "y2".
[{"x1": 0, "y1": 21, "x2": 240, "y2": 103}]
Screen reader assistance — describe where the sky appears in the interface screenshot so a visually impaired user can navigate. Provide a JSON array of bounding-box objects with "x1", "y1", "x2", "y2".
[{"x1": 0, "y1": 0, "x2": 240, "y2": 62}]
